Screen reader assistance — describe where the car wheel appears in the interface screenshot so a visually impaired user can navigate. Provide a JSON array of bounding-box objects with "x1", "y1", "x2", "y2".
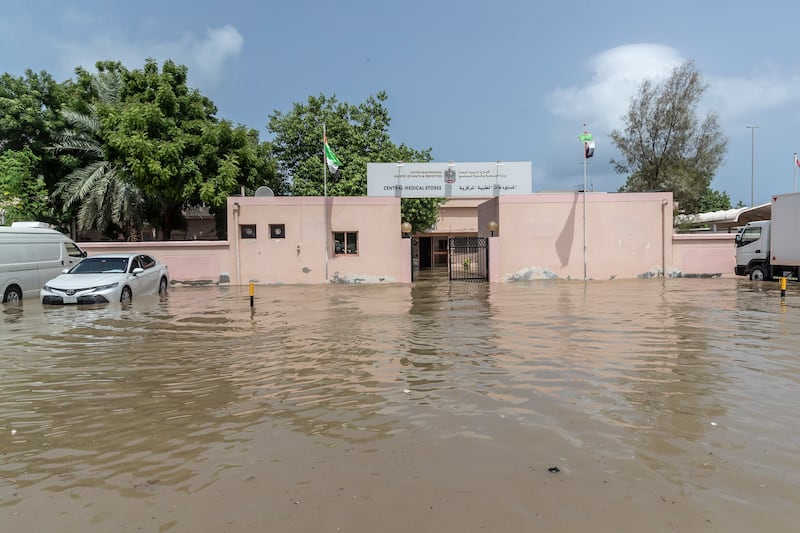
[
  {"x1": 3, "y1": 285, "x2": 22, "y2": 304},
  {"x1": 750, "y1": 265, "x2": 770, "y2": 281},
  {"x1": 159, "y1": 276, "x2": 168, "y2": 295},
  {"x1": 120, "y1": 286, "x2": 132, "y2": 303}
]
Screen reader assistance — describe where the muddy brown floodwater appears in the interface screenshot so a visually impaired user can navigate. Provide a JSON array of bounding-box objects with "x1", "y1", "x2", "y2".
[{"x1": 1, "y1": 275, "x2": 799, "y2": 532}]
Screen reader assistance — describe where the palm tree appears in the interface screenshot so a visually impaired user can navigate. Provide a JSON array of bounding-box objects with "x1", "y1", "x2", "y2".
[{"x1": 51, "y1": 70, "x2": 144, "y2": 240}]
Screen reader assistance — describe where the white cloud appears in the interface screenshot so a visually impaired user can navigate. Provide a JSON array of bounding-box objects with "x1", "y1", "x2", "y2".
[
  {"x1": 57, "y1": 24, "x2": 244, "y2": 88},
  {"x1": 189, "y1": 25, "x2": 244, "y2": 83},
  {"x1": 546, "y1": 43, "x2": 683, "y2": 132},
  {"x1": 707, "y1": 70, "x2": 800, "y2": 122},
  {"x1": 546, "y1": 43, "x2": 800, "y2": 131}
]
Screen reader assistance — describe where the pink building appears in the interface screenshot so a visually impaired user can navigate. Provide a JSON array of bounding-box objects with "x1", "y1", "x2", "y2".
[
  {"x1": 227, "y1": 196, "x2": 410, "y2": 285},
  {"x1": 476, "y1": 192, "x2": 675, "y2": 281},
  {"x1": 79, "y1": 192, "x2": 735, "y2": 284}
]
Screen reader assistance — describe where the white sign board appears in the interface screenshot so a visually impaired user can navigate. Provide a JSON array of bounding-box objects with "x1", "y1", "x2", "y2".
[{"x1": 367, "y1": 161, "x2": 532, "y2": 198}]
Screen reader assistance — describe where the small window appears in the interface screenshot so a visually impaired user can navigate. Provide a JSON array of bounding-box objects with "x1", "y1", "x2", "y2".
[
  {"x1": 240, "y1": 224, "x2": 257, "y2": 239},
  {"x1": 270, "y1": 224, "x2": 286, "y2": 239},
  {"x1": 333, "y1": 231, "x2": 358, "y2": 255},
  {"x1": 736, "y1": 226, "x2": 761, "y2": 247},
  {"x1": 140, "y1": 255, "x2": 155, "y2": 269},
  {"x1": 65, "y1": 242, "x2": 84, "y2": 258}
]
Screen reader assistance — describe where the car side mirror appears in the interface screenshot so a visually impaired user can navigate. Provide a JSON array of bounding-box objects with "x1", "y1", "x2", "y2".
[
  {"x1": 132, "y1": 267, "x2": 144, "y2": 275},
  {"x1": 82, "y1": 251, "x2": 88, "y2": 257}
]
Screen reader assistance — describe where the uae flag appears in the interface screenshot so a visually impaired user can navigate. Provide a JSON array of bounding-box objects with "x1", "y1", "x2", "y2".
[
  {"x1": 324, "y1": 135, "x2": 341, "y2": 174},
  {"x1": 579, "y1": 132, "x2": 595, "y2": 159}
]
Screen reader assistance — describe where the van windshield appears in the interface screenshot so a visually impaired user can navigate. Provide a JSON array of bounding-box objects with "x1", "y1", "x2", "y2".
[{"x1": 70, "y1": 258, "x2": 129, "y2": 274}]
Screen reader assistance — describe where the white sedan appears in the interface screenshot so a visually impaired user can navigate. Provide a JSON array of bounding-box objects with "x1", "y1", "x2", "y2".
[{"x1": 41, "y1": 253, "x2": 169, "y2": 304}]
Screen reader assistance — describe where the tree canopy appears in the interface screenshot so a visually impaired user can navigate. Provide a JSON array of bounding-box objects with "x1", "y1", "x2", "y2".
[
  {"x1": 101, "y1": 59, "x2": 282, "y2": 237},
  {"x1": 268, "y1": 91, "x2": 444, "y2": 232},
  {"x1": 610, "y1": 60, "x2": 728, "y2": 213},
  {"x1": 52, "y1": 67, "x2": 144, "y2": 240},
  {"x1": 0, "y1": 148, "x2": 51, "y2": 224},
  {"x1": 2, "y1": 61, "x2": 447, "y2": 238},
  {"x1": 1, "y1": 60, "x2": 283, "y2": 239},
  {"x1": 0, "y1": 69, "x2": 81, "y2": 211}
]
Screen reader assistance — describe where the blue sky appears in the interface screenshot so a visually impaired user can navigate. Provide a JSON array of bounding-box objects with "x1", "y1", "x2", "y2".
[{"x1": 3, "y1": 0, "x2": 800, "y2": 209}]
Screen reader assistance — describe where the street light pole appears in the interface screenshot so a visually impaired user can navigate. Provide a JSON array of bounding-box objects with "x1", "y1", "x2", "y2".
[{"x1": 747, "y1": 125, "x2": 758, "y2": 206}]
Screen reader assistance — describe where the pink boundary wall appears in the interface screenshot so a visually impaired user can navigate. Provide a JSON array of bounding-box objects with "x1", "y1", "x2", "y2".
[
  {"x1": 77, "y1": 194, "x2": 738, "y2": 284},
  {"x1": 78, "y1": 241, "x2": 231, "y2": 283},
  {"x1": 672, "y1": 233, "x2": 736, "y2": 277}
]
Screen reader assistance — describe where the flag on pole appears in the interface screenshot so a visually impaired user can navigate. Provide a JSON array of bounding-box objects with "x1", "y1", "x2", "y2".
[
  {"x1": 795, "y1": 153, "x2": 800, "y2": 168},
  {"x1": 324, "y1": 135, "x2": 341, "y2": 175},
  {"x1": 579, "y1": 131, "x2": 595, "y2": 159}
]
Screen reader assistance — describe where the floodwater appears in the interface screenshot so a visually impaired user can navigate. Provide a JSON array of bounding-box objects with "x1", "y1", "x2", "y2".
[{"x1": 1, "y1": 275, "x2": 799, "y2": 532}]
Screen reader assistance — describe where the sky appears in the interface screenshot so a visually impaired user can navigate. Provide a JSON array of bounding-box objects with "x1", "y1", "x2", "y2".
[{"x1": 2, "y1": 0, "x2": 800, "y2": 209}]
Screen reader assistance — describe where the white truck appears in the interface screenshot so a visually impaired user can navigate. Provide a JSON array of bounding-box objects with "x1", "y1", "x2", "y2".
[
  {"x1": 0, "y1": 222, "x2": 86, "y2": 302},
  {"x1": 735, "y1": 192, "x2": 800, "y2": 281}
]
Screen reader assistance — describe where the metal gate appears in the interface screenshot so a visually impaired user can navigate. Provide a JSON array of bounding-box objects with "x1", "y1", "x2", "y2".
[{"x1": 449, "y1": 237, "x2": 488, "y2": 281}]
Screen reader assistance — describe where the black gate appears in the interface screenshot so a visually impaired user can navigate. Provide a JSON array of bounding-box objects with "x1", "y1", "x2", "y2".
[{"x1": 449, "y1": 237, "x2": 489, "y2": 281}]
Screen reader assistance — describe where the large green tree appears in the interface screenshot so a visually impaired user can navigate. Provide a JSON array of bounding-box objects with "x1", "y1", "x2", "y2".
[
  {"x1": 0, "y1": 69, "x2": 83, "y2": 226},
  {"x1": 0, "y1": 148, "x2": 51, "y2": 224},
  {"x1": 268, "y1": 91, "x2": 443, "y2": 232},
  {"x1": 99, "y1": 59, "x2": 282, "y2": 238},
  {"x1": 610, "y1": 60, "x2": 728, "y2": 213},
  {"x1": 52, "y1": 66, "x2": 145, "y2": 240}
]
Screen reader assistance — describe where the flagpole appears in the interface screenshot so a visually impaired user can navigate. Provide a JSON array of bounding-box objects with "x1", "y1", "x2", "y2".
[
  {"x1": 323, "y1": 123, "x2": 328, "y2": 198},
  {"x1": 582, "y1": 125, "x2": 588, "y2": 281},
  {"x1": 323, "y1": 123, "x2": 329, "y2": 282},
  {"x1": 794, "y1": 152, "x2": 797, "y2": 193},
  {"x1": 583, "y1": 152, "x2": 587, "y2": 281}
]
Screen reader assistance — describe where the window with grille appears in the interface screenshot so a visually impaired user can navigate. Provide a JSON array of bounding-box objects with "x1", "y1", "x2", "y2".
[{"x1": 333, "y1": 231, "x2": 358, "y2": 255}]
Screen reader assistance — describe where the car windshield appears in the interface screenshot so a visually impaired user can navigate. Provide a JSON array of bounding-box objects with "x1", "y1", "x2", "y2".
[{"x1": 70, "y1": 258, "x2": 129, "y2": 274}]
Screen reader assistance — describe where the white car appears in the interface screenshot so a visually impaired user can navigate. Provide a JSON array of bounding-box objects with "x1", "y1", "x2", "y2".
[{"x1": 41, "y1": 253, "x2": 169, "y2": 304}]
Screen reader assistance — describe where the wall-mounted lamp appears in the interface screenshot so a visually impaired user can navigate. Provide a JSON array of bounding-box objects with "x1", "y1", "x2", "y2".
[
  {"x1": 487, "y1": 220, "x2": 498, "y2": 237},
  {"x1": 448, "y1": 161, "x2": 455, "y2": 168},
  {"x1": 401, "y1": 221, "x2": 412, "y2": 238}
]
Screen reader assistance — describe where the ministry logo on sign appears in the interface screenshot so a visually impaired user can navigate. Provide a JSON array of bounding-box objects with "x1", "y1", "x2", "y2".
[{"x1": 444, "y1": 168, "x2": 456, "y2": 184}]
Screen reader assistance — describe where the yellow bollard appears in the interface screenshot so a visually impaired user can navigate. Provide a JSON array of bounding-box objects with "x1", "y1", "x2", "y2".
[
  {"x1": 249, "y1": 281, "x2": 255, "y2": 307},
  {"x1": 780, "y1": 277, "x2": 786, "y2": 299}
]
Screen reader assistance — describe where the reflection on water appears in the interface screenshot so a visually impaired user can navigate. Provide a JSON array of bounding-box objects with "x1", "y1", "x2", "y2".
[{"x1": 1, "y1": 278, "x2": 799, "y2": 530}]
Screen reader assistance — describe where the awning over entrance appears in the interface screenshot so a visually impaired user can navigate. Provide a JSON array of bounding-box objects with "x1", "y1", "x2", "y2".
[{"x1": 676, "y1": 203, "x2": 771, "y2": 231}]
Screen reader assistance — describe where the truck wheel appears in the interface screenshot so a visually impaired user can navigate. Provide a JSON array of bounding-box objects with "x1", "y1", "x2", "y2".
[{"x1": 750, "y1": 265, "x2": 770, "y2": 281}]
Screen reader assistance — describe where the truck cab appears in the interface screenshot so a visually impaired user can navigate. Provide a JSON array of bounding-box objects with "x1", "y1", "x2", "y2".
[{"x1": 735, "y1": 220, "x2": 771, "y2": 280}]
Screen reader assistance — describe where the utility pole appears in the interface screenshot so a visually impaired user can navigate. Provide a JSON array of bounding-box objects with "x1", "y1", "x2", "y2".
[{"x1": 746, "y1": 125, "x2": 758, "y2": 206}]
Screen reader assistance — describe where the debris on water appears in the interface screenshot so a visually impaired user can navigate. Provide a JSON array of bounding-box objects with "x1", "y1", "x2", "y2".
[
  {"x1": 548, "y1": 466, "x2": 560, "y2": 473},
  {"x1": 403, "y1": 389, "x2": 411, "y2": 394},
  {"x1": 710, "y1": 422, "x2": 717, "y2": 426},
  {"x1": 11, "y1": 429, "x2": 17, "y2": 436}
]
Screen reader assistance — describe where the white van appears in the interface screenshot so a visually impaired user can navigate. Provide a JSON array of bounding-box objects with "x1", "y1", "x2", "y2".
[{"x1": 0, "y1": 222, "x2": 86, "y2": 303}]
